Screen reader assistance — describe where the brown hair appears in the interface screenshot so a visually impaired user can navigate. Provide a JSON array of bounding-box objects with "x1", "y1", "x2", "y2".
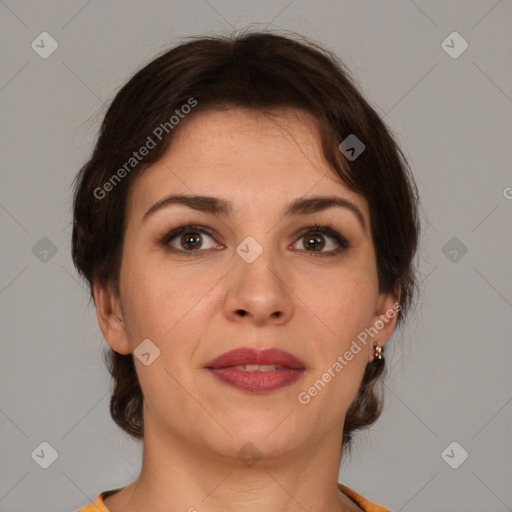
[{"x1": 72, "y1": 30, "x2": 419, "y2": 448}]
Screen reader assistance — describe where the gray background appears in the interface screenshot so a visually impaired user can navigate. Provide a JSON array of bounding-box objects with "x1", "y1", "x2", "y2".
[{"x1": 1, "y1": 1, "x2": 511, "y2": 511}]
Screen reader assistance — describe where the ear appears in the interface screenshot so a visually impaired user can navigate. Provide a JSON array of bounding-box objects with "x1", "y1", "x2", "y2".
[
  {"x1": 93, "y1": 280, "x2": 132, "y2": 355},
  {"x1": 367, "y1": 286, "x2": 401, "y2": 362}
]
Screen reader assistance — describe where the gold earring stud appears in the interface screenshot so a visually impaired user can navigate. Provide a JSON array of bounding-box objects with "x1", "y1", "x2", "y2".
[{"x1": 373, "y1": 343, "x2": 383, "y2": 360}]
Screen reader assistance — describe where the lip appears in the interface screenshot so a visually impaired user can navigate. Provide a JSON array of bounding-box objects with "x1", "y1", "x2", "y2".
[
  {"x1": 205, "y1": 348, "x2": 306, "y2": 393},
  {"x1": 205, "y1": 347, "x2": 306, "y2": 370}
]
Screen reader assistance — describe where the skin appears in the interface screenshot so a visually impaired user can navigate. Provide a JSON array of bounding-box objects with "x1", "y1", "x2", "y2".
[{"x1": 94, "y1": 107, "x2": 398, "y2": 512}]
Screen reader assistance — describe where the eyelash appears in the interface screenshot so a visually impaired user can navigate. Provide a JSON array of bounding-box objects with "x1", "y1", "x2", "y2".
[{"x1": 158, "y1": 223, "x2": 350, "y2": 258}]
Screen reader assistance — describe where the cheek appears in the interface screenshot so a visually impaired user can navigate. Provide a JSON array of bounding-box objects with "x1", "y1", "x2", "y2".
[
  {"x1": 119, "y1": 253, "x2": 218, "y2": 347},
  {"x1": 295, "y1": 273, "x2": 375, "y2": 418},
  {"x1": 292, "y1": 258, "x2": 378, "y2": 409},
  {"x1": 333, "y1": 276, "x2": 377, "y2": 333},
  {"x1": 119, "y1": 267, "x2": 214, "y2": 412},
  {"x1": 297, "y1": 259, "x2": 378, "y2": 336}
]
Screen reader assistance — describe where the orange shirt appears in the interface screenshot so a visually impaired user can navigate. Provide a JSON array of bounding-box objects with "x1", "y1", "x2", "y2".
[{"x1": 76, "y1": 483, "x2": 390, "y2": 511}]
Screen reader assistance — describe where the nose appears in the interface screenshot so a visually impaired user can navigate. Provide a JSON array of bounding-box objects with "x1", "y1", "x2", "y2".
[{"x1": 223, "y1": 247, "x2": 294, "y2": 327}]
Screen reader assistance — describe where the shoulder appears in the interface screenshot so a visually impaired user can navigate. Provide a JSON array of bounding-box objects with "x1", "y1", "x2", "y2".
[
  {"x1": 75, "y1": 488, "x2": 123, "y2": 512},
  {"x1": 338, "y1": 483, "x2": 391, "y2": 512}
]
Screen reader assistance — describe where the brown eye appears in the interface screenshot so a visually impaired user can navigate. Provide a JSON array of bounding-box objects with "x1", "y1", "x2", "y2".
[
  {"x1": 180, "y1": 232, "x2": 203, "y2": 251},
  {"x1": 292, "y1": 224, "x2": 350, "y2": 257},
  {"x1": 303, "y1": 234, "x2": 325, "y2": 252},
  {"x1": 160, "y1": 224, "x2": 220, "y2": 255}
]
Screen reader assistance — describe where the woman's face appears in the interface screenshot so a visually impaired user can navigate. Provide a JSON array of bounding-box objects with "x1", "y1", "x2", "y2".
[{"x1": 96, "y1": 107, "x2": 397, "y2": 462}]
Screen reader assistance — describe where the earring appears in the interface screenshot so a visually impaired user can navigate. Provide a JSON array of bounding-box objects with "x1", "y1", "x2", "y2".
[{"x1": 373, "y1": 343, "x2": 383, "y2": 360}]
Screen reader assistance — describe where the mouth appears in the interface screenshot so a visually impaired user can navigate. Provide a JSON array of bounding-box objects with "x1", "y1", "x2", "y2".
[{"x1": 205, "y1": 347, "x2": 306, "y2": 393}]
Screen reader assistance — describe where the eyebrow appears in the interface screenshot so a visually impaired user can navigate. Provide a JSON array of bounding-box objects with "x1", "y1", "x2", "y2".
[{"x1": 143, "y1": 194, "x2": 366, "y2": 230}]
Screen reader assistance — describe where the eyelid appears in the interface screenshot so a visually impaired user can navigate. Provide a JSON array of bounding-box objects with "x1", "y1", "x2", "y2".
[
  {"x1": 294, "y1": 224, "x2": 349, "y2": 245},
  {"x1": 159, "y1": 223, "x2": 218, "y2": 251}
]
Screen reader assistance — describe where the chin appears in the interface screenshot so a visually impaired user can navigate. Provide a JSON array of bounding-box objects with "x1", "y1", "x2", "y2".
[{"x1": 208, "y1": 410, "x2": 310, "y2": 459}]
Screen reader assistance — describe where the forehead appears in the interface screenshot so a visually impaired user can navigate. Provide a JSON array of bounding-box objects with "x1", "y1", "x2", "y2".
[{"x1": 126, "y1": 107, "x2": 368, "y2": 222}]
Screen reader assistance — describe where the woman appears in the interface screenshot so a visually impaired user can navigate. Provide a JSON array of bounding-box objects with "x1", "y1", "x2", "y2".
[{"x1": 72, "y1": 30, "x2": 419, "y2": 512}]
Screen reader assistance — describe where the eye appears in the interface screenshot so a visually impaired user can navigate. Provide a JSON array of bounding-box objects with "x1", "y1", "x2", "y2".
[
  {"x1": 291, "y1": 224, "x2": 350, "y2": 257},
  {"x1": 159, "y1": 223, "x2": 350, "y2": 258},
  {"x1": 159, "y1": 224, "x2": 222, "y2": 255}
]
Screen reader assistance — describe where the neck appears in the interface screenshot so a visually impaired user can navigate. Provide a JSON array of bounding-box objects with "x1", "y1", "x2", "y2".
[{"x1": 107, "y1": 415, "x2": 355, "y2": 512}]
